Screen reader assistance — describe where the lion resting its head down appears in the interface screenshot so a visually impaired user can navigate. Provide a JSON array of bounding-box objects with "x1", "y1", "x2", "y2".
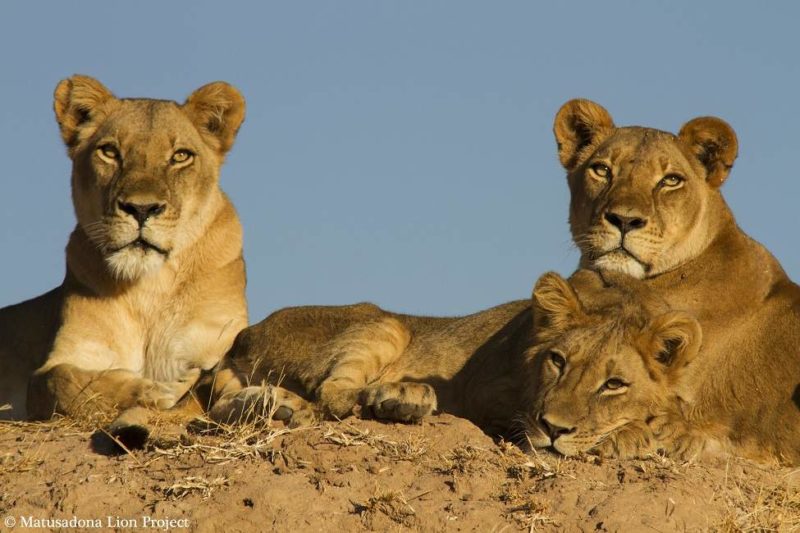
[
  {"x1": 0, "y1": 76, "x2": 248, "y2": 421},
  {"x1": 523, "y1": 272, "x2": 715, "y2": 459},
  {"x1": 554, "y1": 99, "x2": 800, "y2": 464}
]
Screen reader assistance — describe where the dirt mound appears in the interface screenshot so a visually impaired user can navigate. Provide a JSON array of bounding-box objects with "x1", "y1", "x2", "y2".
[{"x1": 1, "y1": 414, "x2": 798, "y2": 532}]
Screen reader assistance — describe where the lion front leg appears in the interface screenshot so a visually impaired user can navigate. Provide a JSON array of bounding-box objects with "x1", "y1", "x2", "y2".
[
  {"x1": 105, "y1": 368, "x2": 227, "y2": 450},
  {"x1": 315, "y1": 317, "x2": 411, "y2": 418},
  {"x1": 27, "y1": 363, "x2": 198, "y2": 421}
]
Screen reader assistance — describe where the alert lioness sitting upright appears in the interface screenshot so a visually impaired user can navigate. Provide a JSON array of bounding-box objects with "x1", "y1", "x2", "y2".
[
  {"x1": 554, "y1": 99, "x2": 800, "y2": 463},
  {"x1": 0, "y1": 76, "x2": 248, "y2": 421}
]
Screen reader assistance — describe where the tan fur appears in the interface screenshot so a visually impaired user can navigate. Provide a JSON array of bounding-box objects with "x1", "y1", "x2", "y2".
[
  {"x1": 202, "y1": 300, "x2": 535, "y2": 432},
  {"x1": 116, "y1": 270, "x2": 714, "y2": 461},
  {"x1": 554, "y1": 99, "x2": 800, "y2": 464},
  {"x1": 0, "y1": 76, "x2": 248, "y2": 421},
  {"x1": 523, "y1": 272, "x2": 715, "y2": 459},
  {"x1": 111, "y1": 294, "x2": 543, "y2": 445}
]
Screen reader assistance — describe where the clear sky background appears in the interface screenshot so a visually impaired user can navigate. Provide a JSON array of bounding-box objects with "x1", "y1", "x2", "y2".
[{"x1": 1, "y1": 1, "x2": 798, "y2": 319}]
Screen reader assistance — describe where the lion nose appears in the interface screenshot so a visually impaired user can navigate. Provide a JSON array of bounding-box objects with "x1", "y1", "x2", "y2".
[
  {"x1": 118, "y1": 201, "x2": 166, "y2": 227},
  {"x1": 604, "y1": 211, "x2": 647, "y2": 234},
  {"x1": 540, "y1": 415, "x2": 576, "y2": 441}
]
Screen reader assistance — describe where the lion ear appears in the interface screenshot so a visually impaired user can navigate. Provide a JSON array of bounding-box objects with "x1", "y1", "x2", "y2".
[
  {"x1": 183, "y1": 81, "x2": 246, "y2": 156},
  {"x1": 678, "y1": 117, "x2": 738, "y2": 188},
  {"x1": 553, "y1": 99, "x2": 615, "y2": 171},
  {"x1": 53, "y1": 75, "x2": 116, "y2": 150},
  {"x1": 645, "y1": 311, "x2": 702, "y2": 382},
  {"x1": 532, "y1": 272, "x2": 586, "y2": 333}
]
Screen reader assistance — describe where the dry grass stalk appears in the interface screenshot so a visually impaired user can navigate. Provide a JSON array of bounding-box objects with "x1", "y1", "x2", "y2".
[{"x1": 164, "y1": 475, "x2": 229, "y2": 500}]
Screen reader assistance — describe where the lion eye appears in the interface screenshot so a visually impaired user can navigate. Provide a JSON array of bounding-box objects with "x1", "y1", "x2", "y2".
[
  {"x1": 590, "y1": 163, "x2": 611, "y2": 180},
  {"x1": 601, "y1": 378, "x2": 628, "y2": 391},
  {"x1": 171, "y1": 149, "x2": 194, "y2": 165},
  {"x1": 549, "y1": 351, "x2": 566, "y2": 371},
  {"x1": 659, "y1": 174, "x2": 684, "y2": 188},
  {"x1": 97, "y1": 144, "x2": 119, "y2": 162}
]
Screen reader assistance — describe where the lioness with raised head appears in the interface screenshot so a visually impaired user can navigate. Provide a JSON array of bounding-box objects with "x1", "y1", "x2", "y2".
[
  {"x1": 0, "y1": 76, "x2": 248, "y2": 421},
  {"x1": 553, "y1": 99, "x2": 800, "y2": 463}
]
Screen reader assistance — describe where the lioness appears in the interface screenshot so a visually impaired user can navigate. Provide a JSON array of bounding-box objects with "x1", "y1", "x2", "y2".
[
  {"x1": 554, "y1": 99, "x2": 800, "y2": 463},
  {"x1": 523, "y1": 272, "x2": 715, "y2": 459},
  {"x1": 0, "y1": 76, "x2": 248, "y2": 421}
]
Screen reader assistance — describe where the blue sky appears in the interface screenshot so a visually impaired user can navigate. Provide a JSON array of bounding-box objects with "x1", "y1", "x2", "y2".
[{"x1": 1, "y1": 1, "x2": 798, "y2": 318}]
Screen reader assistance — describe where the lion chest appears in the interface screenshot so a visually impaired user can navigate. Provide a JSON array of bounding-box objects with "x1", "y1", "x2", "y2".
[
  {"x1": 140, "y1": 315, "x2": 207, "y2": 383},
  {"x1": 122, "y1": 285, "x2": 241, "y2": 383}
]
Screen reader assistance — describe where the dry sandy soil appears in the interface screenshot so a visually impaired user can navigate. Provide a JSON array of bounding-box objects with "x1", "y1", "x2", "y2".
[{"x1": 1, "y1": 412, "x2": 799, "y2": 532}]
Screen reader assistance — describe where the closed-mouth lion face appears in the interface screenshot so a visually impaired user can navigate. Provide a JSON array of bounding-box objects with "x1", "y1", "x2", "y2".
[
  {"x1": 55, "y1": 76, "x2": 245, "y2": 281},
  {"x1": 520, "y1": 272, "x2": 701, "y2": 456},
  {"x1": 554, "y1": 100, "x2": 738, "y2": 279}
]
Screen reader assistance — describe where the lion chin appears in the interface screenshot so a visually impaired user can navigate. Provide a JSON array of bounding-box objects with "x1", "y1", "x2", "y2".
[
  {"x1": 524, "y1": 425, "x2": 552, "y2": 450},
  {"x1": 105, "y1": 245, "x2": 166, "y2": 281},
  {"x1": 592, "y1": 251, "x2": 647, "y2": 279}
]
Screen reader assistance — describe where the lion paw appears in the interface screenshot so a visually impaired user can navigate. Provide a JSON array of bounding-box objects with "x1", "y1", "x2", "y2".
[
  {"x1": 106, "y1": 406, "x2": 153, "y2": 449},
  {"x1": 649, "y1": 414, "x2": 718, "y2": 461},
  {"x1": 105, "y1": 406, "x2": 189, "y2": 451},
  {"x1": 209, "y1": 385, "x2": 317, "y2": 427},
  {"x1": 591, "y1": 421, "x2": 655, "y2": 459},
  {"x1": 359, "y1": 382, "x2": 437, "y2": 423}
]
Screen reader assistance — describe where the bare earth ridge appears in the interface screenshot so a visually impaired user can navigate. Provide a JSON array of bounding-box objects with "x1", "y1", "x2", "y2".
[{"x1": 1, "y1": 414, "x2": 798, "y2": 532}]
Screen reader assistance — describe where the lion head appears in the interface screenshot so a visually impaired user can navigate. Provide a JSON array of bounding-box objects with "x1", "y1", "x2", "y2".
[
  {"x1": 553, "y1": 99, "x2": 738, "y2": 278},
  {"x1": 521, "y1": 272, "x2": 702, "y2": 457},
  {"x1": 53, "y1": 75, "x2": 245, "y2": 281}
]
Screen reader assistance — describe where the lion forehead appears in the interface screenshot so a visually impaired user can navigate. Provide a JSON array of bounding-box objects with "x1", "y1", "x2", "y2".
[
  {"x1": 595, "y1": 129, "x2": 696, "y2": 176},
  {"x1": 98, "y1": 100, "x2": 201, "y2": 145}
]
